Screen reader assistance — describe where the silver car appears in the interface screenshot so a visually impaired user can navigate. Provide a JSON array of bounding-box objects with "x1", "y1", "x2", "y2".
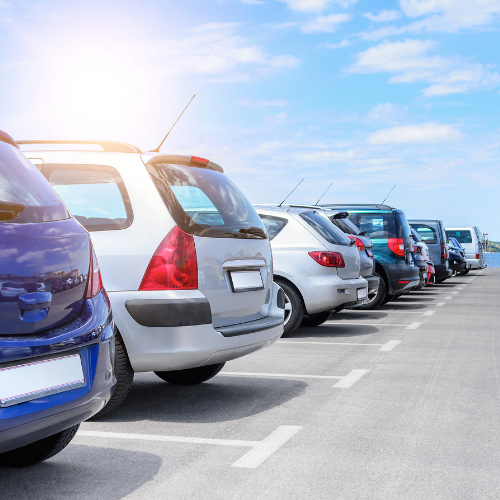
[{"x1": 255, "y1": 205, "x2": 368, "y2": 335}]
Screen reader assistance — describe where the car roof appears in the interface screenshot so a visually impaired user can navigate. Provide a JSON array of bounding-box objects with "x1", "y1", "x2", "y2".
[
  {"x1": 253, "y1": 204, "x2": 327, "y2": 215},
  {"x1": 320, "y1": 204, "x2": 395, "y2": 211}
]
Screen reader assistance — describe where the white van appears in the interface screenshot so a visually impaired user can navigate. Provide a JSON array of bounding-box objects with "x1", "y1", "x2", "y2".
[{"x1": 445, "y1": 227, "x2": 486, "y2": 271}]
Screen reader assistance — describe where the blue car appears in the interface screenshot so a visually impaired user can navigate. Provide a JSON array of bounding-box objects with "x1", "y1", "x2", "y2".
[{"x1": 0, "y1": 131, "x2": 116, "y2": 467}]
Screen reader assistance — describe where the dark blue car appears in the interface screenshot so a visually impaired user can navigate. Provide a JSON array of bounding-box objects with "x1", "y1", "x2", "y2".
[{"x1": 0, "y1": 131, "x2": 116, "y2": 467}]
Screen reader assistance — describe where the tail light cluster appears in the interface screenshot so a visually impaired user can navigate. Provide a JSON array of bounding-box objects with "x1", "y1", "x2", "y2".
[
  {"x1": 348, "y1": 235, "x2": 365, "y2": 251},
  {"x1": 441, "y1": 242, "x2": 447, "y2": 262},
  {"x1": 140, "y1": 226, "x2": 198, "y2": 290},
  {"x1": 308, "y1": 251, "x2": 345, "y2": 268},
  {"x1": 476, "y1": 254, "x2": 480, "y2": 259},
  {"x1": 86, "y1": 241, "x2": 104, "y2": 298},
  {"x1": 388, "y1": 238, "x2": 405, "y2": 257}
]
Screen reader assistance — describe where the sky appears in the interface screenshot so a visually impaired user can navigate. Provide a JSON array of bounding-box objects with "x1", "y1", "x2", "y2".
[{"x1": 1, "y1": 0, "x2": 499, "y2": 238}]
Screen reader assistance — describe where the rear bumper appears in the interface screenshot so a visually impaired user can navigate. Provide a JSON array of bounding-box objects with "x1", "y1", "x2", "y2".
[
  {"x1": 382, "y1": 263, "x2": 420, "y2": 295},
  {"x1": 109, "y1": 283, "x2": 284, "y2": 373},
  {"x1": 466, "y1": 258, "x2": 480, "y2": 270},
  {"x1": 364, "y1": 274, "x2": 380, "y2": 292},
  {"x1": 435, "y1": 264, "x2": 453, "y2": 281}
]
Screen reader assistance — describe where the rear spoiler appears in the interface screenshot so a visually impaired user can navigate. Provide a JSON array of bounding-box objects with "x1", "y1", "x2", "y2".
[{"x1": 144, "y1": 154, "x2": 223, "y2": 173}]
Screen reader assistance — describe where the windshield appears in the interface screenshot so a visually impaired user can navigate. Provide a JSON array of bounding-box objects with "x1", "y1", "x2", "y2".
[
  {"x1": 446, "y1": 230, "x2": 472, "y2": 244},
  {"x1": 0, "y1": 142, "x2": 69, "y2": 224},
  {"x1": 348, "y1": 212, "x2": 397, "y2": 239},
  {"x1": 147, "y1": 163, "x2": 266, "y2": 239}
]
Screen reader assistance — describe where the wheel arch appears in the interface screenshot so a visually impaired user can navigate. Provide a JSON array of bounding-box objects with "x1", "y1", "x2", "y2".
[{"x1": 273, "y1": 275, "x2": 308, "y2": 314}]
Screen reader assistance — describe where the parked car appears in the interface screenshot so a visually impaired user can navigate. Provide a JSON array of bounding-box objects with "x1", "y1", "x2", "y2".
[
  {"x1": 447, "y1": 239, "x2": 468, "y2": 275},
  {"x1": 409, "y1": 228, "x2": 429, "y2": 288},
  {"x1": 445, "y1": 227, "x2": 486, "y2": 272},
  {"x1": 409, "y1": 220, "x2": 453, "y2": 284},
  {"x1": 410, "y1": 228, "x2": 435, "y2": 286},
  {"x1": 255, "y1": 205, "x2": 368, "y2": 334},
  {"x1": 20, "y1": 139, "x2": 284, "y2": 416},
  {"x1": 321, "y1": 209, "x2": 380, "y2": 308},
  {"x1": 320, "y1": 204, "x2": 419, "y2": 307},
  {"x1": 0, "y1": 131, "x2": 116, "y2": 467}
]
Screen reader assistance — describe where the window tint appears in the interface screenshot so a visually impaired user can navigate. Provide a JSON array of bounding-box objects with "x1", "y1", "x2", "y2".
[
  {"x1": 411, "y1": 228, "x2": 422, "y2": 242},
  {"x1": 43, "y1": 164, "x2": 133, "y2": 231},
  {"x1": 330, "y1": 217, "x2": 361, "y2": 235},
  {"x1": 355, "y1": 213, "x2": 396, "y2": 239},
  {"x1": 446, "y1": 230, "x2": 472, "y2": 244},
  {"x1": 0, "y1": 142, "x2": 69, "y2": 223},
  {"x1": 259, "y1": 215, "x2": 288, "y2": 240},
  {"x1": 411, "y1": 224, "x2": 437, "y2": 244},
  {"x1": 300, "y1": 212, "x2": 350, "y2": 246},
  {"x1": 147, "y1": 163, "x2": 266, "y2": 239}
]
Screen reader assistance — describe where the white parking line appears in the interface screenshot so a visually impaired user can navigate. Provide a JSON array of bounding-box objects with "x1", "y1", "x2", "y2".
[
  {"x1": 221, "y1": 372, "x2": 343, "y2": 380},
  {"x1": 445, "y1": 296, "x2": 452, "y2": 299},
  {"x1": 325, "y1": 322, "x2": 411, "y2": 327},
  {"x1": 458, "y1": 287, "x2": 464, "y2": 290},
  {"x1": 452, "y1": 292, "x2": 458, "y2": 294},
  {"x1": 77, "y1": 426, "x2": 302, "y2": 469},
  {"x1": 379, "y1": 340, "x2": 402, "y2": 352},
  {"x1": 436, "y1": 302, "x2": 445, "y2": 306},
  {"x1": 423, "y1": 311, "x2": 436, "y2": 315},
  {"x1": 278, "y1": 340, "x2": 384, "y2": 347},
  {"x1": 406, "y1": 322, "x2": 422, "y2": 330},
  {"x1": 333, "y1": 369, "x2": 369, "y2": 388}
]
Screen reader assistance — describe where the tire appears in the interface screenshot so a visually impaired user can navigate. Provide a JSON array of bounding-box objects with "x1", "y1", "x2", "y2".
[
  {"x1": 274, "y1": 280, "x2": 304, "y2": 335},
  {"x1": 458, "y1": 269, "x2": 469, "y2": 276},
  {"x1": 0, "y1": 424, "x2": 79, "y2": 467},
  {"x1": 300, "y1": 311, "x2": 331, "y2": 327},
  {"x1": 382, "y1": 293, "x2": 394, "y2": 304},
  {"x1": 89, "y1": 332, "x2": 134, "y2": 419},
  {"x1": 155, "y1": 363, "x2": 225, "y2": 385},
  {"x1": 355, "y1": 272, "x2": 387, "y2": 310}
]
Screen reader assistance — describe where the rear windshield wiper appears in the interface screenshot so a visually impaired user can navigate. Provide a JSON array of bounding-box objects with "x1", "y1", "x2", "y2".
[{"x1": 0, "y1": 201, "x2": 25, "y2": 221}]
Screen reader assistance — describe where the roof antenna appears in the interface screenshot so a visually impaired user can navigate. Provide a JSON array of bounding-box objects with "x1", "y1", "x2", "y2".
[
  {"x1": 381, "y1": 184, "x2": 396, "y2": 204},
  {"x1": 149, "y1": 94, "x2": 196, "y2": 153},
  {"x1": 314, "y1": 182, "x2": 332, "y2": 205},
  {"x1": 278, "y1": 178, "x2": 304, "y2": 207}
]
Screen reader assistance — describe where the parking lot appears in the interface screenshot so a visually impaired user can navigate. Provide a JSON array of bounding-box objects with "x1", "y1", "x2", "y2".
[{"x1": 2, "y1": 269, "x2": 499, "y2": 499}]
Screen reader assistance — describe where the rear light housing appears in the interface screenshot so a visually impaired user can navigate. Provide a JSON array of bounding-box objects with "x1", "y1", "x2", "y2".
[
  {"x1": 140, "y1": 226, "x2": 198, "y2": 290},
  {"x1": 308, "y1": 251, "x2": 345, "y2": 268},
  {"x1": 476, "y1": 253, "x2": 479, "y2": 259},
  {"x1": 388, "y1": 238, "x2": 405, "y2": 257},
  {"x1": 348, "y1": 235, "x2": 365, "y2": 251},
  {"x1": 86, "y1": 242, "x2": 104, "y2": 298},
  {"x1": 441, "y1": 242, "x2": 447, "y2": 262},
  {"x1": 367, "y1": 249, "x2": 374, "y2": 259}
]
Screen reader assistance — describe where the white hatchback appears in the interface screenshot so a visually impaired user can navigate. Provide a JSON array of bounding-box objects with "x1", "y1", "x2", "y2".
[{"x1": 21, "y1": 140, "x2": 284, "y2": 416}]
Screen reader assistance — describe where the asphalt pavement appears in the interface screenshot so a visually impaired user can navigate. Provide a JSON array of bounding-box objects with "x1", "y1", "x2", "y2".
[{"x1": 2, "y1": 269, "x2": 499, "y2": 499}]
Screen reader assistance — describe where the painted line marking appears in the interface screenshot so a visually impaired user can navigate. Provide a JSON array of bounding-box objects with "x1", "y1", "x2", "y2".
[
  {"x1": 457, "y1": 287, "x2": 463, "y2": 290},
  {"x1": 278, "y1": 340, "x2": 384, "y2": 347},
  {"x1": 77, "y1": 426, "x2": 302, "y2": 469},
  {"x1": 333, "y1": 369, "x2": 369, "y2": 388},
  {"x1": 423, "y1": 311, "x2": 436, "y2": 316},
  {"x1": 325, "y1": 322, "x2": 411, "y2": 327},
  {"x1": 436, "y1": 302, "x2": 445, "y2": 306},
  {"x1": 445, "y1": 296, "x2": 452, "y2": 299},
  {"x1": 452, "y1": 292, "x2": 458, "y2": 294},
  {"x1": 406, "y1": 322, "x2": 422, "y2": 330},
  {"x1": 379, "y1": 340, "x2": 402, "y2": 352},
  {"x1": 221, "y1": 372, "x2": 342, "y2": 380}
]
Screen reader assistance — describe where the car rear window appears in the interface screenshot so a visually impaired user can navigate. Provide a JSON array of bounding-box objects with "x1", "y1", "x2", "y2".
[
  {"x1": 259, "y1": 215, "x2": 288, "y2": 240},
  {"x1": 349, "y1": 213, "x2": 397, "y2": 239},
  {"x1": 147, "y1": 163, "x2": 266, "y2": 239},
  {"x1": 0, "y1": 142, "x2": 69, "y2": 224},
  {"x1": 411, "y1": 224, "x2": 437, "y2": 244},
  {"x1": 299, "y1": 212, "x2": 350, "y2": 246},
  {"x1": 330, "y1": 216, "x2": 361, "y2": 235},
  {"x1": 43, "y1": 164, "x2": 133, "y2": 232},
  {"x1": 446, "y1": 230, "x2": 472, "y2": 244}
]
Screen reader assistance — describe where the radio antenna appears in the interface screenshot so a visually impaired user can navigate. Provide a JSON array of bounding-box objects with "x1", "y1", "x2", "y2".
[
  {"x1": 278, "y1": 178, "x2": 304, "y2": 207},
  {"x1": 314, "y1": 182, "x2": 332, "y2": 205},
  {"x1": 381, "y1": 184, "x2": 396, "y2": 204},
  {"x1": 150, "y1": 94, "x2": 196, "y2": 153}
]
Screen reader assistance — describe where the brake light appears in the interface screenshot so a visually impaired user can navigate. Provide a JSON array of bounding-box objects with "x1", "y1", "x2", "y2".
[
  {"x1": 86, "y1": 242, "x2": 103, "y2": 298},
  {"x1": 476, "y1": 254, "x2": 479, "y2": 259},
  {"x1": 441, "y1": 242, "x2": 447, "y2": 262},
  {"x1": 308, "y1": 251, "x2": 345, "y2": 268},
  {"x1": 388, "y1": 238, "x2": 405, "y2": 257},
  {"x1": 191, "y1": 156, "x2": 209, "y2": 166},
  {"x1": 367, "y1": 249, "x2": 374, "y2": 259},
  {"x1": 348, "y1": 235, "x2": 365, "y2": 251},
  {"x1": 139, "y1": 226, "x2": 198, "y2": 290}
]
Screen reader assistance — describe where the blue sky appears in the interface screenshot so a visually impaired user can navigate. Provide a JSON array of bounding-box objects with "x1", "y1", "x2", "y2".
[{"x1": 1, "y1": 0, "x2": 499, "y2": 238}]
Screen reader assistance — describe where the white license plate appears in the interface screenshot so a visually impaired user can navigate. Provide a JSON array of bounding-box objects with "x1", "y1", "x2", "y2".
[
  {"x1": 357, "y1": 287, "x2": 368, "y2": 300},
  {"x1": 229, "y1": 270, "x2": 264, "y2": 292},
  {"x1": 0, "y1": 353, "x2": 85, "y2": 407}
]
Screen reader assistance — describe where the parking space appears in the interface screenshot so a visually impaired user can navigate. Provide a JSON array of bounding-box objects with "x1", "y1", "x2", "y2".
[{"x1": 1, "y1": 269, "x2": 499, "y2": 499}]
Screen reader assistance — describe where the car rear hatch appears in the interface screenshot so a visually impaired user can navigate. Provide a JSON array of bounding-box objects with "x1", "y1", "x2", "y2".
[
  {"x1": 144, "y1": 156, "x2": 271, "y2": 329},
  {"x1": 0, "y1": 141, "x2": 90, "y2": 335}
]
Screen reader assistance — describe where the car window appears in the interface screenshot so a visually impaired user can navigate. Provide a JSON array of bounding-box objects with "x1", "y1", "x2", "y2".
[
  {"x1": 300, "y1": 212, "x2": 350, "y2": 246},
  {"x1": 411, "y1": 224, "x2": 437, "y2": 244},
  {"x1": 411, "y1": 228, "x2": 422, "y2": 242},
  {"x1": 355, "y1": 213, "x2": 397, "y2": 239},
  {"x1": 0, "y1": 142, "x2": 69, "y2": 224},
  {"x1": 43, "y1": 164, "x2": 133, "y2": 231},
  {"x1": 259, "y1": 215, "x2": 288, "y2": 240},
  {"x1": 147, "y1": 163, "x2": 266, "y2": 239},
  {"x1": 330, "y1": 217, "x2": 361, "y2": 235},
  {"x1": 446, "y1": 230, "x2": 472, "y2": 244}
]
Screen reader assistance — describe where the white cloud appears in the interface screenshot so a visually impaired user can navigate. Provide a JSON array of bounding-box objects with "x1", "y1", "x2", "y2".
[
  {"x1": 317, "y1": 38, "x2": 349, "y2": 48},
  {"x1": 366, "y1": 103, "x2": 408, "y2": 123},
  {"x1": 369, "y1": 122, "x2": 461, "y2": 144},
  {"x1": 270, "y1": 54, "x2": 302, "y2": 67},
  {"x1": 241, "y1": 0, "x2": 263, "y2": 4},
  {"x1": 263, "y1": 112, "x2": 288, "y2": 127},
  {"x1": 349, "y1": 39, "x2": 500, "y2": 96},
  {"x1": 363, "y1": 10, "x2": 402, "y2": 22},
  {"x1": 238, "y1": 98, "x2": 288, "y2": 106},
  {"x1": 301, "y1": 13, "x2": 351, "y2": 33},
  {"x1": 278, "y1": 0, "x2": 356, "y2": 12}
]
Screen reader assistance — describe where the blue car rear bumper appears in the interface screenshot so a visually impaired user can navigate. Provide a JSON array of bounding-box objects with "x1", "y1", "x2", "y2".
[{"x1": 0, "y1": 292, "x2": 116, "y2": 454}]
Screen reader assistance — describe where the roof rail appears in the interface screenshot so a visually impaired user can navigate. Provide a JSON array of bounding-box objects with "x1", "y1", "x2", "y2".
[
  {"x1": 16, "y1": 140, "x2": 142, "y2": 153},
  {"x1": 145, "y1": 154, "x2": 223, "y2": 173}
]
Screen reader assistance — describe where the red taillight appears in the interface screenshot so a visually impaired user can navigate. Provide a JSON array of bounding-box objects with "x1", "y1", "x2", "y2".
[
  {"x1": 308, "y1": 251, "x2": 345, "y2": 268},
  {"x1": 139, "y1": 226, "x2": 198, "y2": 290},
  {"x1": 191, "y1": 156, "x2": 209, "y2": 166},
  {"x1": 86, "y1": 242, "x2": 103, "y2": 298},
  {"x1": 476, "y1": 254, "x2": 479, "y2": 259},
  {"x1": 388, "y1": 238, "x2": 405, "y2": 257},
  {"x1": 348, "y1": 235, "x2": 365, "y2": 251},
  {"x1": 441, "y1": 242, "x2": 447, "y2": 261}
]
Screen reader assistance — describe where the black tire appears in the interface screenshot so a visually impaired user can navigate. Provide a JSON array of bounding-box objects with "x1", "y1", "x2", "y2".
[
  {"x1": 155, "y1": 363, "x2": 225, "y2": 385},
  {"x1": 355, "y1": 272, "x2": 387, "y2": 310},
  {"x1": 300, "y1": 311, "x2": 331, "y2": 327},
  {"x1": 275, "y1": 280, "x2": 304, "y2": 335},
  {"x1": 0, "y1": 424, "x2": 79, "y2": 467},
  {"x1": 458, "y1": 269, "x2": 469, "y2": 276},
  {"x1": 89, "y1": 332, "x2": 134, "y2": 419},
  {"x1": 382, "y1": 293, "x2": 394, "y2": 304}
]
